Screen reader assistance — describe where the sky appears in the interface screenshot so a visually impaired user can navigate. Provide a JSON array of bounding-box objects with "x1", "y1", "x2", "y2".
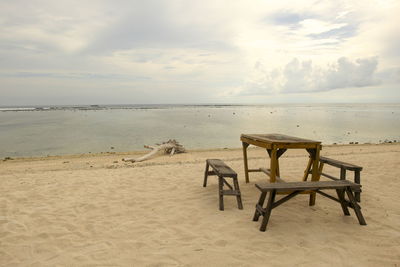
[{"x1": 0, "y1": 0, "x2": 399, "y2": 105}]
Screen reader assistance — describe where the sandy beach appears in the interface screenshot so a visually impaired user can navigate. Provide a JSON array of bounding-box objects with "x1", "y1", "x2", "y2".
[{"x1": 1, "y1": 143, "x2": 399, "y2": 266}]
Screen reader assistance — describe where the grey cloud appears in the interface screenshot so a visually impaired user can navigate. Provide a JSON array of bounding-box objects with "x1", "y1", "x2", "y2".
[
  {"x1": 282, "y1": 57, "x2": 380, "y2": 93},
  {"x1": 269, "y1": 11, "x2": 314, "y2": 26},
  {"x1": 269, "y1": 9, "x2": 358, "y2": 41},
  {"x1": 242, "y1": 57, "x2": 380, "y2": 95},
  {"x1": 321, "y1": 57, "x2": 379, "y2": 89},
  {"x1": 308, "y1": 24, "x2": 358, "y2": 40}
]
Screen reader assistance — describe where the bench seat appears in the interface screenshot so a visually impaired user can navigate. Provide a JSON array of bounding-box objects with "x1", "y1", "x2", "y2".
[
  {"x1": 308, "y1": 156, "x2": 363, "y2": 202},
  {"x1": 253, "y1": 180, "x2": 366, "y2": 231},
  {"x1": 204, "y1": 159, "x2": 243, "y2": 210},
  {"x1": 319, "y1": 156, "x2": 363, "y2": 171}
]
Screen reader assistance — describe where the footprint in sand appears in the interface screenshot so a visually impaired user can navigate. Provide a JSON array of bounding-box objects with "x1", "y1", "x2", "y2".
[{"x1": 215, "y1": 239, "x2": 228, "y2": 247}]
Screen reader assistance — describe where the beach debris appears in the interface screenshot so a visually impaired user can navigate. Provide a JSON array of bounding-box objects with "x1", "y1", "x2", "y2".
[
  {"x1": 122, "y1": 139, "x2": 186, "y2": 163},
  {"x1": 3, "y1": 157, "x2": 13, "y2": 161}
]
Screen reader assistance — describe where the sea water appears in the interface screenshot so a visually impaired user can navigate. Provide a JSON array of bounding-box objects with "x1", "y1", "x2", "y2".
[{"x1": 0, "y1": 104, "x2": 399, "y2": 158}]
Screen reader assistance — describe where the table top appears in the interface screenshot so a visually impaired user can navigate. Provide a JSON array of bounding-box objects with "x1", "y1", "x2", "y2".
[{"x1": 241, "y1": 133, "x2": 321, "y2": 148}]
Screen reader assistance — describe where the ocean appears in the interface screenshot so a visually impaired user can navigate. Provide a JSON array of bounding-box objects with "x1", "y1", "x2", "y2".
[{"x1": 0, "y1": 103, "x2": 399, "y2": 158}]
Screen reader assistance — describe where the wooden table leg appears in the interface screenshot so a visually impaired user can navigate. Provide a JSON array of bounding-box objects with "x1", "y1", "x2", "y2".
[
  {"x1": 269, "y1": 147, "x2": 277, "y2": 183},
  {"x1": 311, "y1": 146, "x2": 320, "y2": 181},
  {"x1": 309, "y1": 145, "x2": 321, "y2": 206},
  {"x1": 267, "y1": 148, "x2": 286, "y2": 178},
  {"x1": 242, "y1": 142, "x2": 250, "y2": 183},
  {"x1": 303, "y1": 157, "x2": 313, "y2": 181}
]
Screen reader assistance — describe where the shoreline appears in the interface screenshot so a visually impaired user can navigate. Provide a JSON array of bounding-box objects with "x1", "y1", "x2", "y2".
[{"x1": 2, "y1": 142, "x2": 399, "y2": 162}]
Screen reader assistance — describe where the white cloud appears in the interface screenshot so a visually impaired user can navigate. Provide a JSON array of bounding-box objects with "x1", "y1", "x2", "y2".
[
  {"x1": 237, "y1": 57, "x2": 380, "y2": 96},
  {"x1": 298, "y1": 19, "x2": 347, "y2": 35}
]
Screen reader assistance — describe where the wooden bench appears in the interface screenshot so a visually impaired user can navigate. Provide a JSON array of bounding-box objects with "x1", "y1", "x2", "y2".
[
  {"x1": 306, "y1": 156, "x2": 363, "y2": 202},
  {"x1": 204, "y1": 159, "x2": 243, "y2": 210},
  {"x1": 253, "y1": 180, "x2": 366, "y2": 231}
]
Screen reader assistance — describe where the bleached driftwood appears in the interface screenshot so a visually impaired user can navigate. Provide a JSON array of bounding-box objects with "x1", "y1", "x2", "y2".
[{"x1": 122, "y1": 140, "x2": 185, "y2": 163}]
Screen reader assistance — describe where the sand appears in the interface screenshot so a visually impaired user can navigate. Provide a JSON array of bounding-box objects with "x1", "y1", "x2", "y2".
[{"x1": 1, "y1": 144, "x2": 400, "y2": 266}]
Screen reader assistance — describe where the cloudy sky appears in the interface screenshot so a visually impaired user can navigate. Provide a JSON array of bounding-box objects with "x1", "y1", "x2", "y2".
[{"x1": 1, "y1": 0, "x2": 399, "y2": 105}]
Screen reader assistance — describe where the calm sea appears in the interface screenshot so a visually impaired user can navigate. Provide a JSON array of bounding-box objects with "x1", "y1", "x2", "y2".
[{"x1": 0, "y1": 104, "x2": 399, "y2": 158}]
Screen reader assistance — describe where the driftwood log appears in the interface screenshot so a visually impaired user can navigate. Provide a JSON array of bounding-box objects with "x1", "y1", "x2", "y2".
[{"x1": 122, "y1": 139, "x2": 185, "y2": 163}]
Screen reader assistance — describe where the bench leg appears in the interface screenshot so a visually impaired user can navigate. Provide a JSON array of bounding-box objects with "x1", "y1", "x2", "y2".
[
  {"x1": 253, "y1": 192, "x2": 267, "y2": 221},
  {"x1": 309, "y1": 193, "x2": 316, "y2": 206},
  {"x1": 336, "y1": 189, "x2": 350, "y2": 216},
  {"x1": 354, "y1": 171, "x2": 361, "y2": 202},
  {"x1": 260, "y1": 190, "x2": 276, "y2": 231},
  {"x1": 346, "y1": 187, "x2": 366, "y2": 225},
  {"x1": 218, "y1": 176, "x2": 224, "y2": 211},
  {"x1": 233, "y1": 177, "x2": 243, "y2": 210},
  {"x1": 203, "y1": 161, "x2": 209, "y2": 187}
]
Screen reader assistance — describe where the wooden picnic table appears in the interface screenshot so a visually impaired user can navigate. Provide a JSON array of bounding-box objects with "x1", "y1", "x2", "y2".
[{"x1": 240, "y1": 133, "x2": 322, "y2": 205}]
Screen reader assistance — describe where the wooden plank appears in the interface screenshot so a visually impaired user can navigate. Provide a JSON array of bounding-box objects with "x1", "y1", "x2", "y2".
[
  {"x1": 259, "y1": 168, "x2": 286, "y2": 183},
  {"x1": 222, "y1": 178, "x2": 233, "y2": 190},
  {"x1": 240, "y1": 135, "x2": 321, "y2": 149},
  {"x1": 336, "y1": 189, "x2": 350, "y2": 216},
  {"x1": 345, "y1": 188, "x2": 367, "y2": 225},
  {"x1": 253, "y1": 192, "x2": 267, "y2": 221},
  {"x1": 255, "y1": 180, "x2": 361, "y2": 192},
  {"x1": 260, "y1": 190, "x2": 276, "y2": 231},
  {"x1": 241, "y1": 133, "x2": 321, "y2": 145},
  {"x1": 207, "y1": 159, "x2": 237, "y2": 177},
  {"x1": 320, "y1": 172, "x2": 340, "y2": 181},
  {"x1": 316, "y1": 190, "x2": 341, "y2": 203},
  {"x1": 221, "y1": 190, "x2": 241, "y2": 196},
  {"x1": 233, "y1": 177, "x2": 243, "y2": 209},
  {"x1": 319, "y1": 156, "x2": 363, "y2": 171},
  {"x1": 240, "y1": 136, "x2": 272, "y2": 149},
  {"x1": 271, "y1": 191, "x2": 302, "y2": 209},
  {"x1": 255, "y1": 204, "x2": 265, "y2": 216}
]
